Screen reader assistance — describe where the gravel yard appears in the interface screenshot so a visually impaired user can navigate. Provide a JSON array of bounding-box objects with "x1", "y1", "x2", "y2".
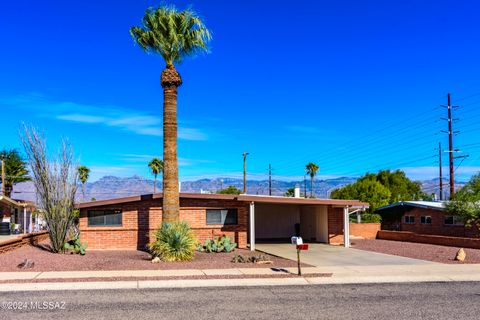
[
  {"x1": 0, "y1": 243, "x2": 302, "y2": 272},
  {"x1": 352, "y1": 239, "x2": 480, "y2": 264}
]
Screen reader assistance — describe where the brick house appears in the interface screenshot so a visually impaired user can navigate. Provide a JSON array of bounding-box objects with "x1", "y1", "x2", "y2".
[
  {"x1": 0, "y1": 195, "x2": 38, "y2": 235},
  {"x1": 376, "y1": 200, "x2": 478, "y2": 238},
  {"x1": 77, "y1": 193, "x2": 367, "y2": 250}
]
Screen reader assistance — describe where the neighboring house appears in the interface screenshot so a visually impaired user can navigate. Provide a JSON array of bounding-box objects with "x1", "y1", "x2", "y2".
[
  {"x1": 0, "y1": 195, "x2": 39, "y2": 234},
  {"x1": 77, "y1": 193, "x2": 367, "y2": 250},
  {"x1": 376, "y1": 200, "x2": 478, "y2": 238}
]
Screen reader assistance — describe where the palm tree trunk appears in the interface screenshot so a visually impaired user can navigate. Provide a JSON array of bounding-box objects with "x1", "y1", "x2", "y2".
[
  {"x1": 161, "y1": 64, "x2": 182, "y2": 222},
  {"x1": 154, "y1": 174, "x2": 157, "y2": 193},
  {"x1": 82, "y1": 183, "x2": 85, "y2": 201},
  {"x1": 5, "y1": 185, "x2": 11, "y2": 198},
  {"x1": 310, "y1": 176, "x2": 314, "y2": 198}
]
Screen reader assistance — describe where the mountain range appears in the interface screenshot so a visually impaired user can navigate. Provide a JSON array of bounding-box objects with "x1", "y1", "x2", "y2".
[{"x1": 9, "y1": 176, "x2": 466, "y2": 202}]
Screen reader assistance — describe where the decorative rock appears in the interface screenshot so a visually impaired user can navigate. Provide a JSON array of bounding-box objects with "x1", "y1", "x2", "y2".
[
  {"x1": 151, "y1": 257, "x2": 161, "y2": 264},
  {"x1": 17, "y1": 259, "x2": 35, "y2": 269},
  {"x1": 455, "y1": 248, "x2": 466, "y2": 262}
]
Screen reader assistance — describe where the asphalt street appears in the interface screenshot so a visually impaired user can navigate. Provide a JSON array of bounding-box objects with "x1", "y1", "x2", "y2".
[{"x1": 1, "y1": 282, "x2": 480, "y2": 319}]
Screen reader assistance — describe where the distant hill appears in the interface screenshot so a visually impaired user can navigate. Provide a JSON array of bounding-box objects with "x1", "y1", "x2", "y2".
[
  {"x1": 420, "y1": 178, "x2": 465, "y2": 200},
  {"x1": 10, "y1": 176, "x2": 357, "y2": 202},
  {"x1": 12, "y1": 176, "x2": 465, "y2": 201},
  {"x1": 9, "y1": 175, "x2": 466, "y2": 203}
]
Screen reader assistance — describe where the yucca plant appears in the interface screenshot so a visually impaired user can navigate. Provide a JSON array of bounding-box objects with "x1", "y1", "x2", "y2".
[{"x1": 149, "y1": 221, "x2": 197, "y2": 262}]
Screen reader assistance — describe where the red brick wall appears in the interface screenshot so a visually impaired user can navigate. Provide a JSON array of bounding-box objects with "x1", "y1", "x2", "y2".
[
  {"x1": 349, "y1": 223, "x2": 380, "y2": 239},
  {"x1": 328, "y1": 206, "x2": 344, "y2": 245},
  {"x1": 0, "y1": 231, "x2": 49, "y2": 254},
  {"x1": 378, "y1": 230, "x2": 480, "y2": 249},
  {"x1": 79, "y1": 198, "x2": 249, "y2": 250},
  {"x1": 397, "y1": 208, "x2": 478, "y2": 238}
]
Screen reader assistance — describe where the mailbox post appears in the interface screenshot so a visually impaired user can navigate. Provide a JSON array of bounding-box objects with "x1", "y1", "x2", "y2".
[{"x1": 291, "y1": 236, "x2": 308, "y2": 276}]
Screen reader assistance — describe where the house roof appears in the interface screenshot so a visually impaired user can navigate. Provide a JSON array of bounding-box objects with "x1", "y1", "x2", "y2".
[
  {"x1": 0, "y1": 195, "x2": 36, "y2": 208},
  {"x1": 376, "y1": 200, "x2": 446, "y2": 212},
  {"x1": 76, "y1": 193, "x2": 369, "y2": 209},
  {"x1": 0, "y1": 195, "x2": 20, "y2": 207}
]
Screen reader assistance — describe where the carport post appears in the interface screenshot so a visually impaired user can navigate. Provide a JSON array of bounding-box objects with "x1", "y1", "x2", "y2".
[
  {"x1": 343, "y1": 206, "x2": 350, "y2": 248},
  {"x1": 23, "y1": 206, "x2": 27, "y2": 234},
  {"x1": 249, "y1": 201, "x2": 255, "y2": 251}
]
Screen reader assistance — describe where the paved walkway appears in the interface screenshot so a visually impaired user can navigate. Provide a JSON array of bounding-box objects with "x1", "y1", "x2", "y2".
[
  {"x1": 2, "y1": 264, "x2": 480, "y2": 291},
  {"x1": 256, "y1": 243, "x2": 436, "y2": 266}
]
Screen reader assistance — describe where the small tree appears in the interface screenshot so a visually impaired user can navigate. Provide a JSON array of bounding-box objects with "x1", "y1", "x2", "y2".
[
  {"x1": 77, "y1": 165, "x2": 90, "y2": 201},
  {"x1": 446, "y1": 173, "x2": 480, "y2": 230},
  {"x1": 0, "y1": 149, "x2": 30, "y2": 197},
  {"x1": 218, "y1": 186, "x2": 241, "y2": 195},
  {"x1": 331, "y1": 179, "x2": 391, "y2": 212},
  {"x1": 21, "y1": 126, "x2": 78, "y2": 253},
  {"x1": 148, "y1": 157, "x2": 163, "y2": 193},
  {"x1": 284, "y1": 187, "x2": 295, "y2": 197}
]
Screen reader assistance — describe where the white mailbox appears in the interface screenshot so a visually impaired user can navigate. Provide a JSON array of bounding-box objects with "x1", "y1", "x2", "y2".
[{"x1": 291, "y1": 236, "x2": 303, "y2": 245}]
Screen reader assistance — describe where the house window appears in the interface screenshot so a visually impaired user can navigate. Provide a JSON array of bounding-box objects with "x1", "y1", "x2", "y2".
[
  {"x1": 404, "y1": 215, "x2": 415, "y2": 224},
  {"x1": 420, "y1": 216, "x2": 432, "y2": 224},
  {"x1": 444, "y1": 216, "x2": 463, "y2": 225},
  {"x1": 88, "y1": 210, "x2": 122, "y2": 227},
  {"x1": 206, "y1": 209, "x2": 238, "y2": 225}
]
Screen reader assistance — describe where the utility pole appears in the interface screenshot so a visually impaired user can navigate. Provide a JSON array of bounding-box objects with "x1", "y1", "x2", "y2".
[
  {"x1": 243, "y1": 152, "x2": 249, "y2": 194},
  {"x1": 438, "y1": 142, "x2": 443, "y2": 201},
  {"x1": 447, "y1": 93, "x2": 455, "y2": 198},
  {"x1": 303, "y1": 175, "x2": 307, "y2": 199},
  {"x1": 268, "y1": 164, "x2": 272, "y2": 196},
  {"x1": 441, "y1": 94, "x2": 468, "y2": 199},
  {"x1": 1, "y1": 158, "x2": 4, "y2": 196}
]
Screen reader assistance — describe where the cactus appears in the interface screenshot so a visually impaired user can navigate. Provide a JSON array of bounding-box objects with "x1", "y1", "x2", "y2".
[
  {"x1": 198, "y1": 236, "x2": 237, "y2": 253},
  {"x1": 64, "y1": 236, "x2": 88, "y2": 255}
]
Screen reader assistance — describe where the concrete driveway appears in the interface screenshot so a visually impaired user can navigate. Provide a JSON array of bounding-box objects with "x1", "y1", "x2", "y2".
[{"x1": 256, "y1": 243, "x2": 437, "y2": 267}]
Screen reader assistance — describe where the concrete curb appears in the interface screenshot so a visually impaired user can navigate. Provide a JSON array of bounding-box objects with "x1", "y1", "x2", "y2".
[
  {"x1": 1, "y1": 275, "x2": 480, "y2": 292},
  {"x1": 0, "y1": 267, "x2": 325, "y2": 281}
]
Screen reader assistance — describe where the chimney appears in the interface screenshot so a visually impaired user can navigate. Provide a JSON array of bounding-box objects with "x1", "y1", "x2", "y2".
[{"x1": 294, "y1": 184, "x2": 300, "y2": 198}]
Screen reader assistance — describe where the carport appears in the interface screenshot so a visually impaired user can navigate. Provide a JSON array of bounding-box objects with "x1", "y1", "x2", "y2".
[{"x1": 237, "y1": 195, "x2": 368, "y2": 251}]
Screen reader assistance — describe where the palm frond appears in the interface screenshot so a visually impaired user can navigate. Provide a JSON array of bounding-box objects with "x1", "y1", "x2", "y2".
[
  {"x1": 148, "y1": 157, "x2": 164, "y2": 175},
  {"x1": 130, "y1": 5, "x2": 211, "y2": 65}
]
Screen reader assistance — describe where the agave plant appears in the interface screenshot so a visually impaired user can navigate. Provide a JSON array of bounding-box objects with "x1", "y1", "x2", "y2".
[{"x1": 149, "y1": 221, "x2": 197, "y2": 262}]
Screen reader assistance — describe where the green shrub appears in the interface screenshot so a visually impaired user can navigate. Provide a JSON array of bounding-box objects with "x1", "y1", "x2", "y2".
[
  {"x1": 149, "y1": 221, "x2": 197, "y2": 262},
  {"x1": 197, "y1": 236, "x2": 237, "y2": 253},
  {"x1": 361, "y1": 213, "x2": 382, "y2": 223},
  {"x1": 64, "y1": 236, "x2": 87, "y2": 255}
]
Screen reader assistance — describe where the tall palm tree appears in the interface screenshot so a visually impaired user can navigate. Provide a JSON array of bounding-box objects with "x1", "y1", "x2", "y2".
[
  {"x1": 77, "y1": 165, "x2": 90, "y2": 201},
  {"x1": 0, "y1": 149, "x2": 30, "y2": 198},
  {"x1": 148, "y1": 158, "x2": 164, "y2": 193},
  {"x1": 305, "y1": 163, "x2": 319, "y2": 198},
  {"x1": 130, "y1": 5, "x2": 211, "y2": 222}
]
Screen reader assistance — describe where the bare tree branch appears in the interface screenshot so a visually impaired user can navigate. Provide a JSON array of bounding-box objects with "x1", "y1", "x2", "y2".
[{"x1": 20, "y1": 125, "x2": 78, "y2": 253}]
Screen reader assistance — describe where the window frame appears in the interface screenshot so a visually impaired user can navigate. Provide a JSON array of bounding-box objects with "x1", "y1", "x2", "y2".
[
  {"x1": 206, "y1": 208, "x2": 238, "y2": 226},
  {"x1": 444, "y1": 215, "x2": 463, "y2": 226},
  {"x1": 404, "y1": 215, "x2": 415, "y2": 224},
  {"x1": 420, "y1": 215, "x2": 432, "y2": 225},
  {"x1": 87, "y1": 209, "x2": 123, "y2": 227}
]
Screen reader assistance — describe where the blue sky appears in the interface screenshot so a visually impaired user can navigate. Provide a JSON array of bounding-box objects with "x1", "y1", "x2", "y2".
[{"x1": 1, "y1": 0, "x2": 480, "y2": 183}]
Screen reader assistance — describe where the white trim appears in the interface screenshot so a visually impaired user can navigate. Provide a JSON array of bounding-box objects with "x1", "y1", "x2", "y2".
[
  {"x1": 343, "y1": 206, "x2": 350, "y2": 248},
  {"x1": 249, "y1": 202, "x2": 255, "y2": 251},
  {"x1": 23, "y1": 207, "x2": 27, "y2": 234}
]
